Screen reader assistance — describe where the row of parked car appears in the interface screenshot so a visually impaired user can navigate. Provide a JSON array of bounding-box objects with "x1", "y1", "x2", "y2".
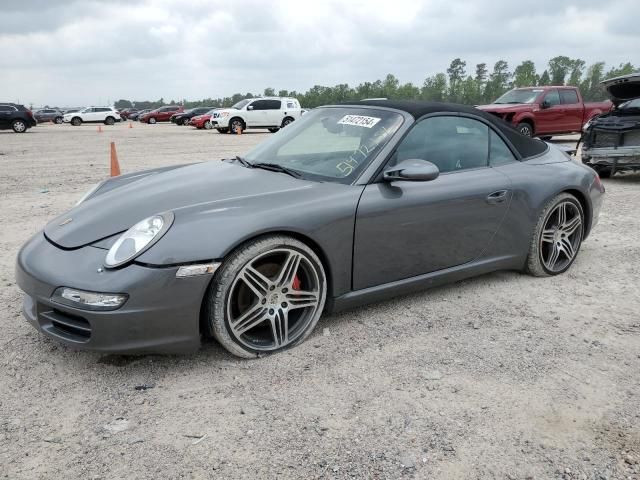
[{"x1": 119, "y1": 97, "x2": 305, "y2": 133}]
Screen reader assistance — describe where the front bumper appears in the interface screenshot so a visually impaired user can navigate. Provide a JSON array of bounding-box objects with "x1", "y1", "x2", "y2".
[{"x1": 15, "y1": 233, "x2": 214, "y2": 354}]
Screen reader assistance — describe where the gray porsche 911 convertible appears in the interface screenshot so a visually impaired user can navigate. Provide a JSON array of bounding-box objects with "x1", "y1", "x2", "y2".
[{"x1": 16, "y1": 100, "x2": 604, "y2": 358}]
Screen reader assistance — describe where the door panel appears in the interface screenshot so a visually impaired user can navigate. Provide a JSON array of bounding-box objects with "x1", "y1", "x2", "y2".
[
  {"x1": 535, "y1": 89, "x2": 563, "y2": 134},
  {"x1": 353, "y1": 168, "x2": 512, "y2": 290},
  {"x1": 559, "y1": 89, "x2": 583, "y2": 132}
]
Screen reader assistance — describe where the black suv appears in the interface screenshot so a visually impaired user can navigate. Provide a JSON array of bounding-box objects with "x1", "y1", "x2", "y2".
[{"x1": 0, "y1": 103, "x2": 37, "y2": 133}]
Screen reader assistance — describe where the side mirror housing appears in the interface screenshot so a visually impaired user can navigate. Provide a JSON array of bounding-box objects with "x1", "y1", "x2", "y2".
[
  {"x1": 540, "y1": 100, "x2": 551, "y2": 109},
  {"x1": 383, "y1": 159, "x2": 440, "y2": 182}
]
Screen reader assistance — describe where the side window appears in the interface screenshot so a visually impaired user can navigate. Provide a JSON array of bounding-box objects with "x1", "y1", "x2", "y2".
[
  {"x1": 287, "y1": 102, "x2": 295, "y2": 109},
  {"x1": 265, "y1": 100, "x2": 282, "y2": 110},
  {"x1": 393, "y1": 116, "x2": 489, "y2": 173},
  {"x1": 544, "y1": 90, "x2": 560, "y2": 106},
  {"x1": 0, "y1": 105, "x2": 12, "y2": 112},
  {"x1": 560, "y1": 89, "x2": 579, "y2": 104},
  {"x1": 489, "y1": 130, "x2": 516, "y2": 166},
  {"x1": 250, "y1": 100, "x2": 268, "y2": 110}
]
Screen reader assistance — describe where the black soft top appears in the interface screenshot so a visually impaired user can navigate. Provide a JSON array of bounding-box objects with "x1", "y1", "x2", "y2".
[{"x1": 344, "y1": 99, "x2": 548, "y2": 159}]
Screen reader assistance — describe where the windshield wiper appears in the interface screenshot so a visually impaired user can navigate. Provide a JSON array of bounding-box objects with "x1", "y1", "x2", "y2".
[
  {"x1": 229, "y1": 155, "x2": 254, "y2": 168},
  {"x1": 251, "y1": 162, "x2": 303, "y2": 178}
]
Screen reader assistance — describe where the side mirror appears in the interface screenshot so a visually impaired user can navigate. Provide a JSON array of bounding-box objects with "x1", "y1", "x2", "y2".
[
  {"x1": 247, "y1": 105, "x2": 254, "y2": 110},
  {"x1": 540, "y1": 100, "x2": 551, "y2": 109},
  {"x1": 383, "y1": 159, "x2": 440, "y2": 182}
]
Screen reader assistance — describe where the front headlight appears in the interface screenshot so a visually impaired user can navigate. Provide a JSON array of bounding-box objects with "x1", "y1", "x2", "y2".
[{"x1": 104, "y1": 212, "x2": 174, "y2": 268}]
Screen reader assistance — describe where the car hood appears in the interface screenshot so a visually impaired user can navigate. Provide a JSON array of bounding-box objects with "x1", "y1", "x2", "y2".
[
  {"x1": 476, "y1": 103, "x2": 533, "y2": 112},
  {"x1": 45, "y1": 161, "x2": 336, "y2": 249},
  {"x1": 602, "y1": 73, "x2": 640, "y2": 106}
]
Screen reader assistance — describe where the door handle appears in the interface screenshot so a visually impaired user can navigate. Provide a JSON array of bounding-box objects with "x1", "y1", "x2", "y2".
[{"x1": 486, "y1": 190, "x2": 509, "y2": 204}]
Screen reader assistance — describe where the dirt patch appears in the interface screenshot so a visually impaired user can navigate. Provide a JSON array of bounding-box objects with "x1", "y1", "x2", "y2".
[{"x1": 1, "y1": 124, "x2": 639, "y2": 479}]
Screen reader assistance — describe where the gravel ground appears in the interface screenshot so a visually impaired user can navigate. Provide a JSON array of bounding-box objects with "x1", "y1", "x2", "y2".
[{"x1": 0, "y1": 123, "x2": 639, "y2": 480}]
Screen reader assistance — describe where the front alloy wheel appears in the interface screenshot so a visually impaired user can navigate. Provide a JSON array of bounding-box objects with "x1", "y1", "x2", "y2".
[
  {"x1": 517, "y1": 122, "x2": 533, "y2": 137},
  {"x1": 205, "y1": 236, "x2": 326, "y2": 358},
  {"x1": 12, "y1": 120, "x2": 27, "y2": 133},
  {"x1": 149, "y1": 117, "x2": 157, "y2": 124}
]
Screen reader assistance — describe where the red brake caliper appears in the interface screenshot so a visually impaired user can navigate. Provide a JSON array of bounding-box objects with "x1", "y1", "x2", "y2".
[{"x1": 292, "y1": 274, "x2": 301, "y2": 291}]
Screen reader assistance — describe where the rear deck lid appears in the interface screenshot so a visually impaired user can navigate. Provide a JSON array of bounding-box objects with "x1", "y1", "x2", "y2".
[{"x1": 602, "y1": 73, "x2": 640, "y2": 106}]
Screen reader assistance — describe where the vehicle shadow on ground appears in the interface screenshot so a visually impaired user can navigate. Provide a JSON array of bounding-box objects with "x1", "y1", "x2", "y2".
[
  {"x1": 93, "y1": 269, "x2": 525, "y2": 370},
  {"x1": 604, "y1": 172, "x2": 640, "y2": 183}
]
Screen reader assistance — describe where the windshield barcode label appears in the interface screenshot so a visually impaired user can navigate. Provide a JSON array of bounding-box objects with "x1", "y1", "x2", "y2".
[{"x1": 338, "y1": 115, "x2": 381, "y2": 128}]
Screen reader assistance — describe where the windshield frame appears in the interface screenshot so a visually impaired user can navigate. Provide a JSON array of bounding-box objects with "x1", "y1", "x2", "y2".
[
  {"x1": 231, "y1": 99, "x2": 251, "y2": 110},
  {"x1": 242, "y1": 105, "x2": 409, "y2": 185},
  {"x1": 494, "y1": 88, "x2": 544, "y2": 105},
  {"x1": 619, "y1": 98, "x2": 640, "y2": 110}
]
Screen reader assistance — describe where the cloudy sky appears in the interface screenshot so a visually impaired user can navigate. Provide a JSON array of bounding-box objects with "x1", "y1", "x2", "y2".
[{"x1": 1, "y1": 0, "x2": 637, "y2": 107}]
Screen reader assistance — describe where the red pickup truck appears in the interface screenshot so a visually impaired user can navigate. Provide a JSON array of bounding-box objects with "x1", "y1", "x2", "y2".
[{"x1": 477, "y1": 86, "x2": 612, "y2": 138}]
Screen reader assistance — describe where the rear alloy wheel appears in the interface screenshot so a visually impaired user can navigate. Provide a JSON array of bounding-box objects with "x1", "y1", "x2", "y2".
[
  {"x1": 148, "y1": 117, "x2": 157, "y2": 124},
  {"x1": 526, "y1": 193, "x2": 584, "y2": 276},
  {"x1": 71, "y1": 117, "x2": 82, "y2": 126},
  {"x1": 12, "y1": 119, "x2": 27, "y2": 133},
  {"x1": 516, "y1": 122, "x2": 533, "y2": 137},
  {"x1": 54, "y1": 116, "x2": 63, "y2": 124},
  {"x1": 204, "y1": 120, "x2": 213, "y2": 130},
  {"x1": 205, "y1": 235, "x2": 327, "y2": 358},
  {"x1": 268, "y1": 128, "x2": 280, "y2": 133},
  {"x1": 281, "y1": 117, "x2": 294, "y2": 128},
  {"x1": 104, "y1": 116, "x2": 115, "y2": 126}
]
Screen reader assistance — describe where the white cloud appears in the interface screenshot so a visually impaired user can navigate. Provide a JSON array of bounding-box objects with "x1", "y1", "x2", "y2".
[{"x1": 0, "y1": 0, "x2": 637, "y2": 106}]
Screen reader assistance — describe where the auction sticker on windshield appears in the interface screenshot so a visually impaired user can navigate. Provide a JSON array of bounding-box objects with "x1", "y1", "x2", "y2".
[{"x1": 338, "y1": 115, "x2": 381, "y2": 128}]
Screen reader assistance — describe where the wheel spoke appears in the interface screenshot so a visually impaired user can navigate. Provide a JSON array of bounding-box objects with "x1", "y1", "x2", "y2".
[
  {"x1": 240, "y1": 265, "x2": 271, "y2": 298},
  {"x1": 563, "y1": 215, "x2": 581, "y2": 236},
  {"x1": 559, "y1": 238, "x2": 575, "y2": 260},
  {"x1": 270, "y1": 309, "x2": 289, "y2": 347},
  {"x1": 541, "y1": 228, "x2": 555, "y2": 243},
  {"x1": 556, "y1": 203, "x2": 567, "y2": 226},
  {"x1": 275, "y1": 251, "x2": 302, "y2": 288},
  {"x1": 286, "y1": 290, "x2": 318, "y2": 310},
  {"x1": 232, "y1": 304, "x2": 269, "y2": 335},
  {"x1": 546, "y1": 243, "x2": 561, "y2": 269}
]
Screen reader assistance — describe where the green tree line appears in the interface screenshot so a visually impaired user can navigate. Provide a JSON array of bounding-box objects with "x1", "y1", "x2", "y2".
[{"x1": 115, "y1": 56, "x2": 637, "y2": 110}]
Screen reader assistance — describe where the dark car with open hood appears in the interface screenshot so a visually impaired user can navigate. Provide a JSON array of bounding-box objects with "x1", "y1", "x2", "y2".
[
  {"x1": 15, "y1": 100, "x2": 604, "y2": 357},
  {"x1": 582, "y1": 73, "x2": 640, "y2": 177}
]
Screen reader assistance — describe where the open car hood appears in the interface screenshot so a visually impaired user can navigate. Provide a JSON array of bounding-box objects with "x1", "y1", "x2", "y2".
[{"x1": 602, "y1": 73, "x2": 640, "y2": 106}]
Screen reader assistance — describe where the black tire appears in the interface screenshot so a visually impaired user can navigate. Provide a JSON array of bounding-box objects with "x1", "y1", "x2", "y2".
[
  {"x1": 281, "y1": 117, "x2": 294, "y2": 128},
  {"x1": 268, "y1": 128, "x2": 280, "y2": 133},
  {"x1": 12, "y1": 119, "x2": 27, "y2": 133},
  {"x1": 180, "y1": 118, "x2": 190, "y2": 126},
  {"x1": 229, "y1": 117, "x2": 245, "y2": 134},
  {"x1": 71, "y1": 117, "x2": 82, "y2": 126},
  {"x1": 204, "y1": 120, "x2": 213, "y2": 130},
  {"x1": 539, "y1": 136, "x2": 552, "y2": 141},
  {"x1": 104, "y1": 116, "x2": 115, "y2": 126},
  {"x1": 516, "y1": 122, "x2": 533, "y2": 137},
  {"x1": 204, "y1": 235, "x2": 327, "y2": 358},
  {"x1": 526, "y1": 193, "x2": 584, "y2": 277},
  {"x1": 54, "y1": 116, "x2": 63, "y2": 124},
  {"x1": 148, "y1": 117, "x2": 157, "y2": 124}
]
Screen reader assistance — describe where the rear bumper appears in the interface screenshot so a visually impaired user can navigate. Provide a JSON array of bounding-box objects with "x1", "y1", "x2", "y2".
[{"x1": 15, "y1": 233, "x2": 213, "y2": 354}]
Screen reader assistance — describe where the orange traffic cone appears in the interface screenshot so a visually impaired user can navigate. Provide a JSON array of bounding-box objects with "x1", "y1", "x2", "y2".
[
  {"x1": 97, "y1": 125, "x2": 103, "y2": 133},
  {"x1": 236, "y1": 125, "x2": 242, "y2": 135},
  {"x1": 128, "y1": 121, "x2": 133, "y2": 129},
  {"x1": 110, "y1": 142, "x2": 121, "y2": 177}
]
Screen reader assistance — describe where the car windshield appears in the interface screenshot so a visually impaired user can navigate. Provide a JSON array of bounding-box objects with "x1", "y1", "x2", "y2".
[
  {"x1": 243, "y1": 107, "x2": 404, "y2": 184},
  {"x1": 619, "y1": 98, "x2": 640, "y2": 110},
  {"x1": 206, "y1": 109, "x2": 218, "y2": 115},
  {"x1": 494, "y1": 89, "x2": 543, "y2": 104},
  {"x1": 231, "y1": 99, "x2": 251, "y2": 109}
]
